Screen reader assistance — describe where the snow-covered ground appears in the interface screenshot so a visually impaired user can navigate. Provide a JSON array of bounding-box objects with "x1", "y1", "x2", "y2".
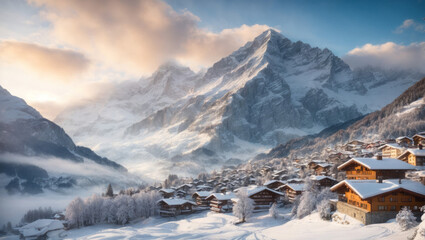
[{"x1": 2, "y1": 208, "x2": 417, "y2": 240}]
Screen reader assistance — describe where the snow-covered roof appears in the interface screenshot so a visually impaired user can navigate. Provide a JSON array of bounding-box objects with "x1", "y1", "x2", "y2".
[
  {"x1": 330, "y1": 179, "x2": 425, "y2": 199},
  {"x1": 246, "y1": 186, "x2": 283, "y2": 196},
  {"x1": 315, "y1": 163, "x2": 332, "y2": 168},
  {"x1": 19, "y1": 219, "x2": 64, "y2": 238},
  {"x1": 287, "y1": 178, "x2": 303, "y2": 183},
  {"x1": 309, "y1": 160, "x2": 326, "y2": 164},
  {"x1": 263, "y1": 180, "x2": 284, "y2": 186},
  {"x1": 378, "y1": 143, "x2": 405, "y2": 150},
  {"x1": 413, "y1": 134, "x2": 425, "y2": 139},
  {"x1": 405, "y1": 149, "x2": 425, "y2": 157},
  {"x1": 310, "y1": 175, "x2": 336, "y2": 181},
  {"x1": 396, "y1": 136, "x2": 413, "y2": 141},
  {"x1": 338, "y1": 157, "x2": 416, "y2": 171},
  {"x1": 192, "y1": 191, "x2": 212, "y2": 198},
  {"x1": 157, "y1": 198, "x2": 196, "y2": 206},
  {"x1": 206, "y1": 192, "x2": 235, "y2": 201},
  {"x1": 278, "y1": 183, "x2": 305, "y2": 192},
  {"x1": 159, "y1": 188, "x2": 175, "y2": 194}
]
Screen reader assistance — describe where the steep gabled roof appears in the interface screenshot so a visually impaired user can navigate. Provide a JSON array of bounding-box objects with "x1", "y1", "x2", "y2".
[
  {"x1": 192, "y1": 191, "x2": 212, "y2": 198},
  {"x1": 330, "y1": 179, "x2": 425, "y2": 199},
  {"x1": 310, "y1": 175, "x2": 336, "y2": 181},
  {"x1": 263, "y1": 180, "x2": 285, "y2": 186},
  {"x1": 378, "y1": 143, "x2": 405, "y2": 150},
  {"x1": 159, "y1": 188, "x2": 175, "y2": 194},
  {"x1": 278, "y1": 183, "x2": 305, "y2": 192},
  {"x1": 157, "y1": 199, "x2": 196, "y2": 206},
  {"x1": 247, "y1": 186, "x2": 284, "y2": 196},
  {"x1": 338, "y1": 157, "x2": 416, "y2": 171},
  {"x1": 206, "y1": 192, "x2": 235, "y2": 201}
]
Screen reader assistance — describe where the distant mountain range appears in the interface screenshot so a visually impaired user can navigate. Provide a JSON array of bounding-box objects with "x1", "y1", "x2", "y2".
[
  {"x1": 0, "y1": 85, "x2": 137, "y2": 194},
  {"x1": 50, "y1": 29, "x2": 424, "y2": 179}
]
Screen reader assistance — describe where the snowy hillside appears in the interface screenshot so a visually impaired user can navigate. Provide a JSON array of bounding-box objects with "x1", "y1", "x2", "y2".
[
  {"x1": 265, "y1": 77, "x2": 425, "y2": 160},
  {"x1": 58, "y1": 210, "x2": 416, "y2": 240},
  {"x1": 55, "y1": 29, "x2": 423, "y2": 180}
]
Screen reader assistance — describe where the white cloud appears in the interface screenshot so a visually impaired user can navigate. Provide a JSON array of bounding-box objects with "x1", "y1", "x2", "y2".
[
  {"x1": 394, "y1": 19, "x2": 425, "y2": 34},
  {"x1": 0, "y1": 41, "x2": 90, "y2": 80},
  {"x1": 29, "y1": 0, "x2": 271, "y2": 75},
  {"x1": 343, "y1": 42, "x2": 425, "y2": 73}
]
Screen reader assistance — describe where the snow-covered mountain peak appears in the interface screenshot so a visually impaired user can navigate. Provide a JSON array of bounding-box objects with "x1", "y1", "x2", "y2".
[{"x1": 0, "y1": 85, "x2": 42, "y2": 124}]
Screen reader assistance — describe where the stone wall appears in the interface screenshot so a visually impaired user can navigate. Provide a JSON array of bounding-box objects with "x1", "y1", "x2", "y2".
[{"x1": 336, "y1": 201, "x2": 369, "y2": 224}]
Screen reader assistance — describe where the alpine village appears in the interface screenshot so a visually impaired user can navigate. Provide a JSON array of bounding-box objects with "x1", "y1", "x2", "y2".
[{"x1": 130, "y1": 132, "x2": 425, "y2": 224}]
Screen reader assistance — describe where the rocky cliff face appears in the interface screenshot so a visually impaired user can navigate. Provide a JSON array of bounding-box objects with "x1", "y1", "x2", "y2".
[{"x1": 55, "y1": 29, "x2": 423, "y2": 179}]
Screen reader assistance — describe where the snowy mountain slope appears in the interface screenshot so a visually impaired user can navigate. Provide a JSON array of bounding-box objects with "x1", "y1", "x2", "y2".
[
  {"x1": 55, "y1": 29, "x2": 423, "y2": 179},
  {"x1": 265, "y1": 77, "x2": 425, "y2": 160},
  {"x1": 0, "y1": 85, "x2": 139, "y2": 194}
]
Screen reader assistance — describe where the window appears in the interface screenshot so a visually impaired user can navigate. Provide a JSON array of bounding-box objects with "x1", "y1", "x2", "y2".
[
  {"x1": 378, "y1": 206, "x2": 387, "y2": 211},
  {"x1": 390, "y1": 197, "x2": 397, "y2": 202},
  {"x1": 378, "y1": 197, "x2": 385, "y2": 202},
  {"x1": 414, "y1": 206, "x2": 418, "y2": 210},
  {"x1": 390, "y1": 206, "x2": 396, "y2": 211}
]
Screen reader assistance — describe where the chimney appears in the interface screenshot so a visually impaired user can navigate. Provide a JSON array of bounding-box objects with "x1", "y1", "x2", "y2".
[
  {"x1": 376, "y1": 176, "x2": 383, "y2": 183},
  {"x1": 399, "y1": 178, "x2": 402, "y2": 184},
  {"x1": 419, "y1": 144, "x2": 423, "y2": 150},
  {"x1": 376, "y1": 154, "x2": 383, "y2": 160}
]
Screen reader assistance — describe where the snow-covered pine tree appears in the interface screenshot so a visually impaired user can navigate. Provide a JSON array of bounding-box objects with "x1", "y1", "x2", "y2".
[
  {"x1": 396, "y1": 207, "x2": 417, "y2": 231},
  {"x1": 233, "y1": 189, "x2": 254, "y2": 223},
  {"x1": 105, "y1": 184, "x2": 114, "y2": 198}
]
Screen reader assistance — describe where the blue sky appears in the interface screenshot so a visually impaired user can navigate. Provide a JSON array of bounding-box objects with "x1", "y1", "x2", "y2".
[{"x1": 167, "y1": 0, "x2": 425, "y2": 56}]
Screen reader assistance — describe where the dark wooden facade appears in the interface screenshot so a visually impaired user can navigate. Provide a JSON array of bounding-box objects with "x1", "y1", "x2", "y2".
[
  {"x1": 248, "y1": 188, "x2": 283, "y2": 211},
  {"x1": 158, "y1": 200, "x2": 196, "y2": 217},
  {"x1": 206, "y1": 195, "x2": 234, "y2": 213}
]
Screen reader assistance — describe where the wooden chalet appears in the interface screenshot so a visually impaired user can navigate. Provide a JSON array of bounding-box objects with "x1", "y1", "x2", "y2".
[
  {"x1": 310, "y1": 175, "x2": 338, "y2": 188},
  {"x1": 413, "y1": 132, "x2": 425, "y2": 146},
  {"x1": 379, "y1": 143, "x2": 405, "y2": 158},
  {"x1": 192, "y1": 191, "x2": 212, "y2": 208},
  {"x1": 331, "y1": 179, "x2": 425, "y2": 224},
  {"x1": 263, "y1": 180, "x2": 285, "y2": 190},
  {"x1": 206, "y1": 193, "x2": 235, "y2": 213},
  {"x1": 396, "y1": 136, "x2": 413, "y2": 147},
  {"x1": 338, "y1": 157, "x2": 416, "y2": 180},
  {"x1": 242, "y1": 187, "x2": 284, "y2": 211},
  {"x1": 313, "y1": 163, "x2": 333, "y2": 175},
  {"x1": 344, "y1": 140, "x2": 365, "y2": 152},
  {"x1": 159, "y1": 188, "x2": 175, "y2": 198},
  {"x1": 277, "y1": 183, "x2": 304, "y2": 203},
  {"x1": 308, "y1": 160, "x2": 326, "y2": 170},
  {"x1": 157, "y1": 199, "x2": 197, "y2": 217},
  {"x1": 177, "y1": 184, "x2": 193, "y2": 192},
  {"x1": 398, "y1": 149, "x2": 425, "y2": 167}
]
